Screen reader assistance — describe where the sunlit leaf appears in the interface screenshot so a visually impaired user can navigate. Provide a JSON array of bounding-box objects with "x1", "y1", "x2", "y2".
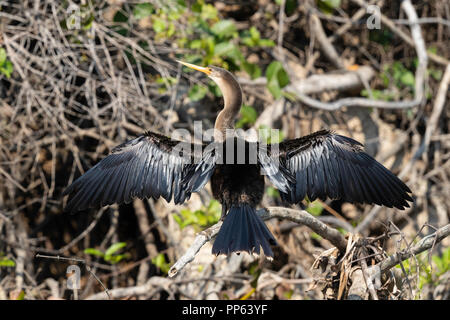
[
  {"x1": 0, "y1": 48, "x2": 7, "y2": 66},
  {"x1": 306, "y1": 200, "x2": 323, "y2": 216},
  {"x1": 266, "y1": 61, "x2": 290, "y2": 99},
  {"x1": 153, "y1": 17, "x2": 166, "y2": 33},
  {"x1": 84, "y1": 248, "x2": 104, "y2": 257},
  {"x1": 188, "y1": 84, "x2": 208, "y2": 101},
  {"x1": 133, "y1": 3, "x2": 154, "y2": 19},
  {"x1": 211, "y1": 20, "x2": 236, "y2": 37},
  {"x1": 0, "y1": 258, "x2": 15, "y2": 267},
  {"x1": 105, "y1": 242, "x2": 126, "y2": 257}
]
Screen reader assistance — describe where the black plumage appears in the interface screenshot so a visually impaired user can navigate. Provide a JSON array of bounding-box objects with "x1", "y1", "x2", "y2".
[
  {"x1": 273, "y1": 130, "x2": 412, "y2": 209},
  {"x1": 63, "y1": 62, "x2": 413, "y2": 257}
]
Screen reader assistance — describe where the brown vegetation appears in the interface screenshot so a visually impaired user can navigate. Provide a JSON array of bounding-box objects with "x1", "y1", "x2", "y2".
[{"x1": 0, "y1": 0, "x2": 449, "y2": 300}]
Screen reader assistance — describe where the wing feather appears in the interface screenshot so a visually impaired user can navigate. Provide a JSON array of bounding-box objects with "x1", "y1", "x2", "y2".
[
  {"x1": 270, "y1": 130, "x2": 412, "y2": 209},
  {"x1": 63, "y1": 131, "x2": 216, "y2": 212}
]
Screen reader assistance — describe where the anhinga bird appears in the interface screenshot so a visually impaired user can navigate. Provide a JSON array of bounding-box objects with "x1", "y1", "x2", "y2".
[{"x1": 63, "y1": 61, "x2": 413, "y2": 257}]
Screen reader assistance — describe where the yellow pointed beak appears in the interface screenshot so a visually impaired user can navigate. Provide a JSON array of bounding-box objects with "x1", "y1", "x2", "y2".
[{"x1": 176, "y1": 60, "x2": 212, "y2": 75}]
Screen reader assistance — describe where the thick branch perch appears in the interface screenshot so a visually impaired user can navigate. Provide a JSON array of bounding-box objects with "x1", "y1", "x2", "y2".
[{"x1": 168, "y1": 206, "x2": 347, "y2": 277}]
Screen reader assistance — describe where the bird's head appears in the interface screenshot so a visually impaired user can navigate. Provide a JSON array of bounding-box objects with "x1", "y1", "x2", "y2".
[
  {"x1": 176, "y1": 60, "x2": 242, "y2": 134},
  {"x1": 176, "y1": 60, "x2": 232, "y2": 83}
]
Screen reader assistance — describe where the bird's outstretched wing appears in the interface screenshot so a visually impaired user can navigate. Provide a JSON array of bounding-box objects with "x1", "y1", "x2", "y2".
[
  {"x1": 63, "y1": 131, "x2": 215, "y2": 212},
  {"x1": 269, "y1": 130, "x2": 413, "y2": 209}
]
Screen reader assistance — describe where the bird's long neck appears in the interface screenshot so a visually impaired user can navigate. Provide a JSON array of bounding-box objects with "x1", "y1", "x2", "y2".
[{"x1": 214, "y1": 71, "x2": 242, "y2": 141}]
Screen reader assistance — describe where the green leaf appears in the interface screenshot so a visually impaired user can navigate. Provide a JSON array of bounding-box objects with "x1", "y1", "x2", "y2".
[
  {"x1": 0, "y1": 61, "x2": 13, "y2": 78},
  {"x1": 266, "y1": 61, "x2": 290, "y2": 99},
  {"x1": 113, "y1": 10, "x2": 128, "y2": 23},
  {"x1": 266, "y1": 186, "x2": 280, "y2": 198},
  {"x1": 174, "y1": 200, "x2": 221, "y2": 230},
  {"x1": 258, "y1": 125, "x2": 284, "y2": 143},
  {"x1": 311, "y1": 232, "x2": 323, "y2": 241},
  {"x1": 188, "y1": 84, "x2": 208, "y2": 101},
  {"x1": 105, "y1": 242, "x2": 126, "y2": 257},
  {"x1": 258, "y1": 39, "x2": 275, "y2": 47},
  {"x1": 153, "y1": 17, "x2": 166, "y2": 33},
  {"x1": 214, "y1": 42, "x2": 236, "y2": 56},
  {"x1": 0, "y1": 258, "x2": 15, "y2": 267},
  {"x1": 208, "y1": 81, "x2": 222, "y2": 97},
  {"x1": 242, "y1": 61, "x2": 261, "y2": 79},
  {"x1": 285, "y1": 0, "x2": 298, "y2": 15},
  {"x1": 84, "y1": 248, "x2": 104, "y2": 258},
  {"x1": 267, "y1": 78, "x2": 282, "y2": 99},
  {"x1": 200, "y1": 3, "x2": 218, "y2": 20},
  {"x1": 0, "y1": 48, "x2": 6, "y2": 66},
  {"x1": 207, "y1": 199, "x2": 221, "y2": 216},
  {"x1": 211, "y1": 20, "x2": 236, "y2": 38},
  {"x1": 249, "y1": 27, "x2": 260, "y2": 41},
  {"x1": 189, "y1": 39, "x2": 203, "y2": 49},
  {"x1": 429, "y1": 68, "x2": 442, "y2": 81},
  {"x1": 400, "y1": 71, "x2": 415, "y2": 87},
  {"x1": 317, "y1": 0, "x2": 341, "y2": 14},
  {"x1": 283, "y1": 290, "x2": 294, "y2": 299},
  {"x1": 306, "y1": 200, "x2": 324, "y2": 216},
  {"x1": 82, "y1": 15, "x2": 94, "y2": 30},
  {"x1": 152, "y1": 253, "x2": 171, "y2": 274},
  {"x1": 16, "y1": 290, "x2": 25, "y2": 300},
  {"x1": 214, "y1": 42, "x2": 243, "y2": 64},
  {"x1": 236, "y1": 105, "x2": 258, "y2": 128},
  {"x1": 167, "y1": 22, "x2": 176, "y2": 37},
  {"x1": 133, "y1": 3, "x2": 154, "y2": 19},
  {"x1": 241, "y1": 105, "x2": 258, "y2": 124}
]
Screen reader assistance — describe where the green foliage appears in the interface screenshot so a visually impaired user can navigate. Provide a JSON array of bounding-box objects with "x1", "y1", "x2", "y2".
[
  {"x1": 362, "y1": 61, "x2": 415, "y2": 101},
  {"x1": 369, "y1": 29, "x2": 395, "y2": 46},
  {"x1": 432, "y1": 247, "x2": 449, "y2": 279},
  {"x1": 360, "y1": 89, "x2": 396, "y2": 101},
  {"x1": 84, "y1": 242, "x2": 130, "y2": 264},
  {"x1": 258, "y1": 125, "x2": 285, "y2": 144},
  {"x1": 155, "y1": 75, "x2": 178, "y2": 93},
  {"x1": 241, "y1": 27, "x2": 275, "y2": 48},
  {"x1": 306, "y1": 200, "x2": 324, "y2": 216},
  {"x1": 15, "y1": 291, "x2": 25, "y2": 300},
  {"x1": 383, "y1": 62, "x2": 415, "y2": 89},
  {"x1": 316, "y1": 0, "x2": 341, "y2": 14},
  {"x1": 188, "y1": 84, "x2": 208, "y2": 101},
  {"x1": 0, "y1": 257, "x2": 15, "y2": 267},
  {"x1": 275, "y1": 0, "x2": 299, "y2": 16},
  {"x1": 265, "y1": 186, "x2": 280, "y2": 199},
  {"x1": 108, "y1": 0, "x2": 289, "y2": 101},
  {"x1": 236, "y1": 105, "x2": 258, "y2": 128},
  {"x1": 310, "y1": 232, "x2": 323, "y2": 241},
  {"x1": 428, "y1": 69, "x2": 442, "y2": 81},
  {"x1": 396, "y1": 247, "x2": 450, "y2": 294},
  {"x1": 248, "y1": 260, "x2": 262, "y2": 288},
  {"x1": 265, "y1": 61, "x2": 290, "y2": 99},
  {"x1": 173, "y1": 199, "x2": 221, "y2": 230},
  {"x1": 211, "y1": 20, "x2": 237, "y2": 38},
  {"x1": 133, "y1": 3, "x2": 154, "y2": 19},
  {"x1": 176, "y1": 0, "x2": 270, "y2": 79},
  {"x1": 0, "y1": 48, "x2": 13, "y2": 78},
  {"x1": 152, "y1": 253, "x2": 171, "y2": 274}
]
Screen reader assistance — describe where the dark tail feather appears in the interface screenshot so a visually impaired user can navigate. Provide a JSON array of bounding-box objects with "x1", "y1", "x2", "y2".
[{"x1": 212, "y1": 205, "x2": 277, "y2": 257}]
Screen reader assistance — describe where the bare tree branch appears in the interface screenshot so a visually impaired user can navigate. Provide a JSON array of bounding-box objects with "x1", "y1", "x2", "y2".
[{"x1": 169, "y1": 206, "x2": 348, "y2": 277}]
